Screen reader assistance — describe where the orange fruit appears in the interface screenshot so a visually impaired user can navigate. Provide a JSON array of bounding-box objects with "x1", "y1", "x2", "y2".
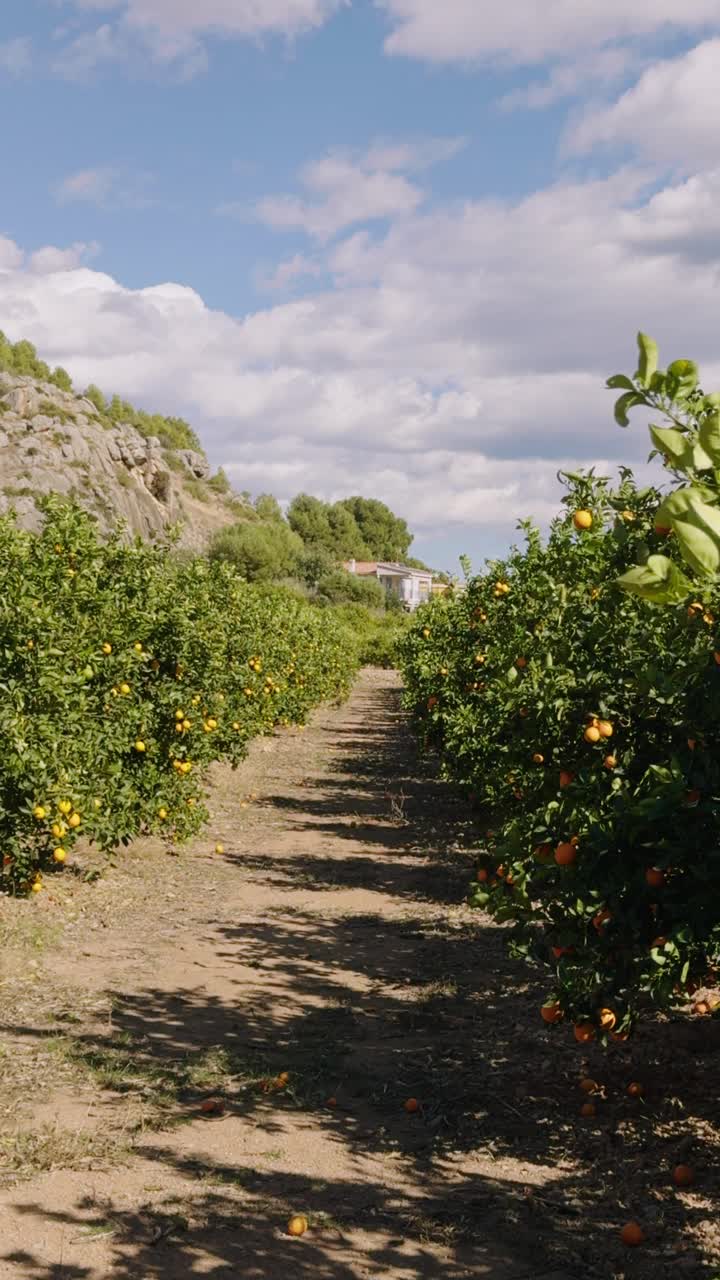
[
  {"x1": 685, "y1": 789, "x2": 701, "y2": 806},
  {"x1": 580, "y1": 1078, "x2": 598, "y2": 1094},
  {"x1": 287, "y1": 1215, "x2": 308, "y2": 1237},
  {"x1": 609, "y1": 1029, "x2": 630, "y2": 1043},
  {"x1": 580, "y1": 1101, "x2": 596, "y2": 1118},
  {"x1": 574, "y1": 1022, "x2": 596, "y2": 1043},
  {"x1": 645, "y1": 867, "x2": 665, "y2": 889},
  {"x1": 654, "y1": 523, "x2": 671, "y2": 535},
  {"x1": 552, "y1": 945, "x2": 573, "y2": 958},
  {"x1": 559, "y1": 770, "x2": 574, "y2": 788},
  {"x1": 573, "y1": 510, "x2": 593, "y2": 530},
  {"x1": 541, "y1": 1002, "x2": 563, "y2": 1024},
  {"x1": 673, "y1": 1164, "x2": 694, "y2": 1187},
  {"x1": 476, "y1": 868, "x2": 489, "y2": 883},
  {"x1": 599, "y1": 1008, "x2": 616, "y2": 1031},
  {"x1": 620, "y1": 1222, "x2": 645, "y2": 1247},
  {"x1": 534, "y1": 843, "x2": 554, "y2": 864},
  {"x1": 404, "y1": 1097, "x2": 420, "y2": 1113},
  {"x1": 715, "y1": 652, "x2": 720, "y2": 665},
  {"x1": 516, "y1": 657, "x2": 527, "y2": 669},
  {"x1": 200, "y1": 1098, "x2": 225, "y2": 1116},
  {"x1": 603, "y1": 755, "x2": 617, "y2": 770},
  {"x1": 627, "y1": 1081, "x2": 644, "y2": 1098},
  {"x1": 597, "y1": 720, "x2": 613, "y2": 738},
  {"x1": 687, "y1": 737, "x2": 697, "y2": 750},
  {"x1": 532, "y1": 753, "x2": 544, "y2": 764},
  {"x1": 693, "y1": 1000, "x2": 711, "y2": 1016},
  {"x1": 584, "y1": 725, "x2": 601, "y2": 743},
  {"x1": 555, "y1": 841, "x2": 577, "y2": 866},
  {"x1": 592, "y1": 908, "x2": 611, "y2": 933}
]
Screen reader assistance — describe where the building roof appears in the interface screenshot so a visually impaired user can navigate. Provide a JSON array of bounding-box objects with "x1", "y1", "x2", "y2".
[{"x1": 343, "y1": 559, "x2": 432, "y2": 579}]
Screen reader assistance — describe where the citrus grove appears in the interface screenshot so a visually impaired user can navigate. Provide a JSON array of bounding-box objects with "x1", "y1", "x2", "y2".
[
  {"x1": 400, "y1": 334, "x2": 720, "y2": 1042},
  {"x1": 0, "y1": 496, "x2": 354, "y2": 895}
]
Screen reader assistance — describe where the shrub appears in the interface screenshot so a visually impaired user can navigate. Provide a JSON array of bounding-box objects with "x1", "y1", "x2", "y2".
[
  {"x1": 333, "y1": 603, "x2": 410, "y2": 667},
  {"x1": 207, "y1": 468, "x2": 231, "y2": 496},
  {"x1": 315, "y1": 568, "x2": 387, "y2": 609},
  {"x1": 209, "y1": 521, "x2": 304, "y2": 583}
]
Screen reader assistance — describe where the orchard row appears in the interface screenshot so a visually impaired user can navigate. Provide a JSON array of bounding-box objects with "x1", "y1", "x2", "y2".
[
  {"x1": 400, "y1": 335, "x2": 720, "y2": 1039},
  {"x1": 0, "y1": 497, "x2": 355, "y2": 894}
]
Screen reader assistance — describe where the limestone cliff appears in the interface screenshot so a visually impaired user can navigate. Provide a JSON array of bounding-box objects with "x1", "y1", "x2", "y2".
[{"x1": 0, "y1": 372, "x2": 237, "y2": 549}]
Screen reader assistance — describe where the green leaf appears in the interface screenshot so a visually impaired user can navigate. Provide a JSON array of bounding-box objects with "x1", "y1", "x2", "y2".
[
  {"x1": 671, "y1": 492, "x2": 720, "y2": 578},
  {"x1": 649, "y1": 425, "x2": 691, "y2": 468},
  {"x1": 692, "y1": 440, "x2": 714, "y2": 471},
  {"x1": 616, "y1": 555, "x2": 692, "y2": 604},
  {"x1": 606, "y1": 374, "x2": 636, "y2": 391},
  {"x1": 667, "y1": 358, "x2": 699, "y2": 396},
  {"x1": 636, "y1": 333, "x2": 659, "y2": 387},
  {"x1": 699, "y1": 410, "x2": 720, "y2": 465},
  {"x1": 614, "y1": 391, "x2": 645, "y2": 427}
]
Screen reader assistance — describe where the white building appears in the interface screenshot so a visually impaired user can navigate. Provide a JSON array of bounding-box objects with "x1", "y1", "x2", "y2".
[{"x1": 343, "y1": 559, "x2": 433, "y2": 611}]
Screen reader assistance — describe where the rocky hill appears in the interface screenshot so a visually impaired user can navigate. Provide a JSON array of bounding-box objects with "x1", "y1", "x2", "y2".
[{"x1": 0, "y1": 371, "x2": 238, "y2": 549}]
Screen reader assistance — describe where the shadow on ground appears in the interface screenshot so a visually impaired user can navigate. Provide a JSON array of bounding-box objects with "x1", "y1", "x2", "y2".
[{"x1": 2, "y1": 676, "x2": 718, "y2": 1279}]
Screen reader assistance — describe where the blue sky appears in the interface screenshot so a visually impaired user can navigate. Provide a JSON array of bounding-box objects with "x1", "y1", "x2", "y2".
[{"x1": 2, "y1": 2, "x2": 720, "y2": 572}]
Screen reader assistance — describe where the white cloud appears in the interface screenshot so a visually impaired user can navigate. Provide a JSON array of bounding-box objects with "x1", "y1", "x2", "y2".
[
  {"x1": 260, "y1": 253, "x2": 323, "y2": 292},
  {"x1": 58, "y1": 0, "x2": 346, "y2": 77},
  {"x1": 499, "y1": 47, "x2": 641, "y2": 111},
  {"x1": 53, "y1": 167, "x2": 157, "y2": 208},
  {"x1": 3, "y1": 159, "x2": 720, "y2": 552},
  {"x1": 72, "y1": 0, "x2": 346, "y2": 37},
  {"x1": 29, "y1": 243, "x2": 101, "y2": 274},
  {"x1": 0, "y1": 37, "x2": 32, "y2": 76},
  {"x1": 256, "y1": 166, "x2": 422, "y2": 241},
  {"x1": 622, "y1": 170, "x2": 720, "y2": 265},
  {"x1": 568, "y1": 40, "x2": 720, "y2": 171},
  {"x1": 379, "y1": 0, "x2": 720, "y2": 65},
  {"x1": 55, "y1": 167, "x2": 117, "y2": 205},
  {"x1": 0, "y1": 237, "x2": 24, "y2": 272},
  {"x1": 53, "y1": 22, "x2": 126, "y2": 79},
  {"x1": 249, "y1": 139, "x2": 463, "y2": 240}
]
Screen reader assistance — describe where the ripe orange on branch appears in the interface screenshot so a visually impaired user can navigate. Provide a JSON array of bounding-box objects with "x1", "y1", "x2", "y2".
[
  {"x1": 541, "y1": 1003, "x2": 563, "y2": 1024},
  {"x1": 620, "y1": 1222, "x2": 645, "y2": 1247},
  {"x1": 573, "y1": 1022, "x2": 596, "y2": 1043},
  {"x1": 555, "y1": 841, "x2": 577, "y2": 866}
]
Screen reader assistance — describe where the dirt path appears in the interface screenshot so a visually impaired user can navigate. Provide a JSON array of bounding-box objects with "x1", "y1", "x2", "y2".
[{"x1": 0, "y1": 670, "x2": 718, "y2": 1280}]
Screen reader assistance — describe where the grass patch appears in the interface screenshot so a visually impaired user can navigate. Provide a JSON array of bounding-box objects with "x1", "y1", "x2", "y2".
[
  {"x1": 183, "y1": 477, "x2": 210, "y2": 503},
  {"x1": 0, "y1": 1125, "x2": 122, "y2": 1186}
]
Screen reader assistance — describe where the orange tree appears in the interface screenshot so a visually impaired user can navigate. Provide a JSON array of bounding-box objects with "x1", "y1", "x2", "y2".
[
  {"x1": 400, "y1": 340, "x2": 720, "y2": 1041},
  {"x1": 0, "y1": 498, "x2": 355, "y2": 895}
]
